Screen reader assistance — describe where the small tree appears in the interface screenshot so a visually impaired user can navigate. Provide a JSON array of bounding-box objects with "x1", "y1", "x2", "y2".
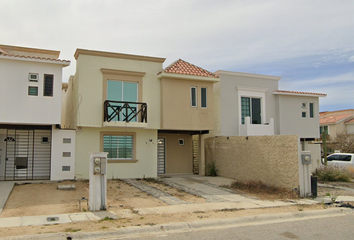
[{"x1": 328, "y1": 134, "x2": 354, "y2": 153}]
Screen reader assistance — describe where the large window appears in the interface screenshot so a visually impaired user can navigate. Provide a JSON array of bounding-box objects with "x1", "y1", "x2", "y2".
[
  {"x1": 201, "y1": 87, "x2": 207, "y2": 108},
  {"x1": 103, "y1": 134, "x2": 134, "y2": 160},
  {"x1": 191, "y1": 87, "x2": 197, "y2": 107},
  {"x1": 310, "y1": 103, "x2": 314, "y2": 118},
  {"x1": 241, "y1": 97, "x2": 261, "y2": 124},
  {"x1": 320, "y1": 126, "x2": 328, "y2": 135},
  {"x1": 43, "y1": 74, "x2": 54, "y2": 96}
]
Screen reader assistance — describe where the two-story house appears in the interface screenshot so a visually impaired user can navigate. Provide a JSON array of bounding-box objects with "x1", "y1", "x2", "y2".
[
  {"x1": 62, "y1": 49, "x2": 218, "y2": 179},
  {"x1": 0, "y1": 44, "x2": 75, "y2": 181}
]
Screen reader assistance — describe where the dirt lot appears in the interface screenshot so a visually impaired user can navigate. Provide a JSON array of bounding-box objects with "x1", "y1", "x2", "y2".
[{"x1": 0, "y1": 179, "x2": 353, "y2": 238}]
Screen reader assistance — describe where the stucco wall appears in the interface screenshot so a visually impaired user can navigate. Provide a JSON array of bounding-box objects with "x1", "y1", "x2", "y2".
[
  {"x1": 159, "y1": 133, "x2": 193, "y2": 174},
  {"x1": 74, "y1": 54, "x2": 163, "y2": 129},
  {"x1": 0, "y1": 58, "x2": 64, "y2": 125},
  {"x1": 205, "y1": 135, "x2": 299, "y2": 189},
  {"x1": 277, "y1": 95, "x2": 320, "y2": 139},
  {"x1": 160, "y1": 78, "x2": 214, "y2": 130},
  {"x1": 307, "y1": 143, "x2": 321, "y2": 173},
  {"x1": 347, "y1": 124, "x2": 354, "y2": 134},
  {"x1": 75, "y1": 127, "x2": 157, "y2": 179},
  {"x1": 215, "y1": 71, "x2": 280, "y2": 136},
  {"x1": 51, "y1": 126, "x2": 76, "y2": 180}
]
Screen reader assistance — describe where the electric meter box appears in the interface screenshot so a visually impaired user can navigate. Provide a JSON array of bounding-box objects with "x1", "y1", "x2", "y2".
[
  {"x1": 301, "y1": 153, "x2": 312, "y2": 165},
  {"x1": 93, "y1": 157, "x2": 107, "y2": 175}
]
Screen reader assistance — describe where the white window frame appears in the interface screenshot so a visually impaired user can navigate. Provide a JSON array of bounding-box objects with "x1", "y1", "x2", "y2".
[
  {"x1": 309, "y1": 102, "x2": 314, "y2": 118},
  {"x1": 191, "y1": 86, "x2": 197, "y2": 108},
  {"x1": 28, "y1": 73, "x2": 39, "y2": 82},
  {"x1": 237, "y1": 87, "x2": 267, "y2": 125},
  {"x1": 201, "y1": 87, "x2": 207, "y2": 108}
]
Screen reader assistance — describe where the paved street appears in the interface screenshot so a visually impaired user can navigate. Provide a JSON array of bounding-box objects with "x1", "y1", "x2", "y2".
[{"x1": 112, "y1": 214, "x2": 354, "y2": 240}]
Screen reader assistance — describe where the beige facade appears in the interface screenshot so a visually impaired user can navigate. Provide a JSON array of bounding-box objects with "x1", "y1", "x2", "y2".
[
  {"x1": 205, "y1": 135, "x2": 300, "y2": 190},
  {"x1": 159, "y1": 74, "x2": 217, "y2": 131}
]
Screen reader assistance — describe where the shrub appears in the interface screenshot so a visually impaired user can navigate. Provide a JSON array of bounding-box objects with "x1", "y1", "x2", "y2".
[
  {"x1": 315, "y1": 165, "x2": 351, "y2": 182},
  {"x1": 206, "y1": 161, "x2": 218, "y2": 176}
]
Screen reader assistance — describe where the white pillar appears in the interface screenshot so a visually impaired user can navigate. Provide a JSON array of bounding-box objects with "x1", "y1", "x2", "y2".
[{"x1": 89, "y1": 152, "x2": 108, "y2": 211}]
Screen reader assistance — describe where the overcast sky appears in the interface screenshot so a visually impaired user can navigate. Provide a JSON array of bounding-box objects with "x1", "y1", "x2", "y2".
[{"x1": 1, "y1": 0, "x2": 353, "y2": 111}]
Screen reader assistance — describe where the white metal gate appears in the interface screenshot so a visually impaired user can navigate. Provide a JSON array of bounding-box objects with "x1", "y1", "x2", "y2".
[
  {"x1": 0, "y1": 128, "x2": 51, "y2": 181},
  {"x1": 157, "y1": 137, "x2": 165, "y2": 174}
]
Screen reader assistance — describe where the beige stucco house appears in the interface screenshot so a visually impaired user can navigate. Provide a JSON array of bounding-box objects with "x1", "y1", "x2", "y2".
[
  {"x1": 319, "y1": 109, "x2": 354, "y2": 139},
  {"x1": 62, "y1": 50, "x2": 219, "y2": 179}
]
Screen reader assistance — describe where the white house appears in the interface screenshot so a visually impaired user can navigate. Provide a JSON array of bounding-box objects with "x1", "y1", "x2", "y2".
[{"x1": 0, "y1": 44, "x2": 75, "y2": 181}]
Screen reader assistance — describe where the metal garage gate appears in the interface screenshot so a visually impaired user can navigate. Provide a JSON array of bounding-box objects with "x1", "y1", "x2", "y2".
[{"x1": 0, "y1": 127, "x2": 51, "y2": 181}]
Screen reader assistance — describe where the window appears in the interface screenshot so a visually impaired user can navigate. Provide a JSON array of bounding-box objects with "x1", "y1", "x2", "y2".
[
  {"x1": 43, "y1": 74, "x2": 54, "y2": 96},
  {"x1": 320, "y1": 126, "x2": 328, "y2": 135},
  {"x1": 191, "y1": 87, "x2": 197, "y2": 107},
  {"x1": 241, "y1": 97, "x2": 261, "y2": 124},
  {"x1": 28, "y1": 86, "x2": 38, "y2": 96},
  {"x1": 103, "y1": 134, "x2": 134, "y2": 160},
  {"x1": 201, "y1": 87, "x2": 207, "y2": 108},
  {"x1": 179, "y1": 139, "x2": 185, "y2": 146},
  {"x1": 29, "y1": 73, "x2": 39, "y2": 82},
  {"x1": 327, "y1": 154, "x2": 352, "y2": 162},
  {"x1": 63, "y1": 138, "x2": 71, "y2": 144},
  {"x1": 310, "y1": 103, "x2": 314, "y2": 118},
  {"x1": 302, "y1": 112, "x2": 307, "y2": 118},
  {"x1": 62, "y1": 152, "x2": 71, "y2": 157},
  {"x1": 62, "y1": 166, "x2": 71, "y2": 171},
  {"x1": 301, "y1": 102, "x2": 307, "y2": 109},
  {"x1": 42, "y1": 137, "x2": 49, "y2": 143}
]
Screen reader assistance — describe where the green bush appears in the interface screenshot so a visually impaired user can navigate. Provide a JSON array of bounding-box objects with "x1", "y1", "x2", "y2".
[
  {"x1": 206, "y1": 161, "x2": 218, "y2": 176},
  {"x1": 314, "y1": 165, "x2": 351, "y2": 182}
]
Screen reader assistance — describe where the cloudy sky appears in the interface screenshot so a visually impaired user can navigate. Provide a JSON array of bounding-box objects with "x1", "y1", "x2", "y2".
[{"x1": 1, "y1": 0, "x2": 353, "y2": 111}]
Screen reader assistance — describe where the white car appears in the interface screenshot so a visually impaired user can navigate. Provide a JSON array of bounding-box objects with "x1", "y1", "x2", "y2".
[{"x1": 324, "y1": 153, "x2": 354, "y2": 169}]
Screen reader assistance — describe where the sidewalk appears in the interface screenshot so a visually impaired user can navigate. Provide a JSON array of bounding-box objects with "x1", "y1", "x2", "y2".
[{"x1": 0, "y1": 181, "x2": 14, "y2": 215}]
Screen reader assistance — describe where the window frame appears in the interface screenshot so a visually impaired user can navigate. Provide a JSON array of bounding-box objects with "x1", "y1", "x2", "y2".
[
  {"x1": 201, "y1": 87, "x2": 207, "y2": 108},
  {"x1": 100, "y1": 132, "x2": 137, "y2": 163},
  {"x1": 28, "y1": 86, "x2": 38, "y2": 96},
  {"x1": 309, "y1": 102, "x2": 314, "y2": 118},
  {"x1": 43, "y1": 74, "x2": 54, "y2": 97},
  {"x1": 28, "y1": 73, "x2": 39, "y2": 82},
  {"x1": 191, "y1": 86, "x2": 197, "y2": 107},
  {"x1": 241, "y1": 97, "x2": 262, "y2": 124}
]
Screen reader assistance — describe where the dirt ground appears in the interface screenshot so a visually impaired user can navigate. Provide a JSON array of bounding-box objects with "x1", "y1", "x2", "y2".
[
  {"x1": 318, "y1": 181, "x2": 354, "y2": 197},
  {"x1": 0, "y1": 179, "x2": 352, "y2": 238}
]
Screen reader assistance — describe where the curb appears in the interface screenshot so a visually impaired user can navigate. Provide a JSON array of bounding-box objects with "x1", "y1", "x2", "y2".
[{"x1": 3, "y1": 208, "x2": 353, "y2": 240}]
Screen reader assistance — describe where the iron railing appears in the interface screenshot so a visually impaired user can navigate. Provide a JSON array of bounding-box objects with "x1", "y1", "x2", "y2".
[{"x1": 104, "y1": 100, "x2": 147, "y2": 123}]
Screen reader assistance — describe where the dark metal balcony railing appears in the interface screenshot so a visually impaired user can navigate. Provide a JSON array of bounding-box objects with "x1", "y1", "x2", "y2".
[{"x1": 104, "y1": 100, "x2": 147, "y2": 123}]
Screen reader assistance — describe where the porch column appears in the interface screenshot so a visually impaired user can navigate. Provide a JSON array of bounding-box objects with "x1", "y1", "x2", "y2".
[{"x1": 198, "y1": 134, "x2": 205, "y2": 176}]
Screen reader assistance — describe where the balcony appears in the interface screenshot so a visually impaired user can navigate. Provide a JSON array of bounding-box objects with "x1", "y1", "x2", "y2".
[
  {"x1": 103, "y1": 100, "x2": 148, "y2": 128},
  {"x1": 239, "y1": 117, "x2": 274, "y2": 136}
]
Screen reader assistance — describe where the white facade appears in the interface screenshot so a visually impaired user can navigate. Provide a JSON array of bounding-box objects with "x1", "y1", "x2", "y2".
[
  {"x1": 0, "y1": 55, "x2": 69, "y2": 125},
  {"x1": 0, "y1": 44, "x2": 72, "y2": 181}
]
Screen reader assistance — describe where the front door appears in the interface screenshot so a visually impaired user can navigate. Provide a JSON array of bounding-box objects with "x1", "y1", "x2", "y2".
[{"x1": 157, "y1": 137, "x2": 166, "y2": 174}]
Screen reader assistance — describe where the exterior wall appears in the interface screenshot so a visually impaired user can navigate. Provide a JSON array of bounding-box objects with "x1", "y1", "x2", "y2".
[
  {"x1": 51, "y1": 126, "x2": 76, "y2": 180},
  {"x1": 307, "y1": 143, "x2": 321, "y2": 173},
  {"x1": 205, "y1": 135, "x2": 299, "y2": 190},
  {"x1": 278, "y1": 95, "x2": 320, "y2": 138},
  {"x1": 347, "y1": 124, "x2": 354, "y2": 134},
  {"x1": 160, "y1": 78, "x2": 214, "y2": 130},
  {"x1": 159, "y1": 133, "x2": 193, "y2": 174},
  {"x1": 74, "y1": 54, "x2": 163, "y2": 129},
  {"x1": 74, "y1": 127, "x2": 157, "y2": 179},
  {"x1": 0, "y1": 58, "x2": 64, "y2": 125},
  {"x1": 215, "y1": 71, "x2": 280, "y2": 136},
  {"x1": 61, "y1": 76, "x2": 76, "y2": 129}
]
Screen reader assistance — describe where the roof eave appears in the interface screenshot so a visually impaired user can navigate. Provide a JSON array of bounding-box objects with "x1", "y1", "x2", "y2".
[
  {"x1": 157, "y1": 72, "x2": 220, "y2": 83},
  {"x1": 273, "y1": 92, "x2": 327, "y2": 98},
  {"x1": 215, "y1": 70, "x2": 281, "y2": 81},
  {"x1": 0, "y1": 55, "x2": 70, "y2": 67}
]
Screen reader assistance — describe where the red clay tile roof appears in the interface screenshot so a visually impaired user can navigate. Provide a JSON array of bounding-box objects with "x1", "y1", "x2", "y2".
[
  {"x1": 274, "y1": 90, "x2": 327, "y2": 96},
  {"x1": 0, "y1": 52, "x2": 70, "y2": 64},
  {"x1": 159, "y1": 59, "x2": 219, "y2": 78},
  {"x1": 345, "y1": 117, "x2": 354, "y2": 124},
  {"x1": 320, "y1": 114, "x2": 353, "y2": 124}
]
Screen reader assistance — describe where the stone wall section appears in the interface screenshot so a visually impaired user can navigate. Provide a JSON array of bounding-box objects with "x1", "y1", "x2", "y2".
[{"x1": 205, "y1": 135, "x2": 299, "y2": 190}]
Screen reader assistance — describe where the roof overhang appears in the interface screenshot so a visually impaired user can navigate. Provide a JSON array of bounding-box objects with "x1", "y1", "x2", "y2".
[
  {"x1": 214, "y1": 70, "x2": 281, "y2": 81},
  {"x1": 0, "y1": 54, "x2": 70, "y2": 67},
  {"x1": 273, "y1": 91, "x2": 327, "y2": 98},
  {"x1": 74, "y1": 48, "x2": 166, "y2": 63},
  {"x1": 157, "y1": 72, "x2": 220, "y2": 83}
]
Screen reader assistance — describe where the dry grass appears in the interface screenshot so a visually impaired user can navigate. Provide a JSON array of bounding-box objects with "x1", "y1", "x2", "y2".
[{"x1": 226, "y1": 180, "x2": 299, "y2": 200}]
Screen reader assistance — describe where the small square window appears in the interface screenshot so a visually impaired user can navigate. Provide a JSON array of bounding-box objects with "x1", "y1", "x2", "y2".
[
  {"x1": 28, "y1": 86, "x2": 38, "y2": 96},
  {"x1": 179, "y1": 139, "x2": 184, "y2": 146},
  {"x1": 63, "y1": 138, "x2": 71, "y2": 144},
  {"x1": 62, "y1": 166, "x2": 71, "y2": 171},
  {"x1": 42, "y1": 137, "x2": 49, "y2": 143},
  {"x1": 63, "y1": 152, "x2": 71, "y2": 157},
  {"x1": 302, "y1": 112, "x2": 307, "y2": 118},
  {"x1": 29, "y1": 73, "x2": 38, "y2": 82}
]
